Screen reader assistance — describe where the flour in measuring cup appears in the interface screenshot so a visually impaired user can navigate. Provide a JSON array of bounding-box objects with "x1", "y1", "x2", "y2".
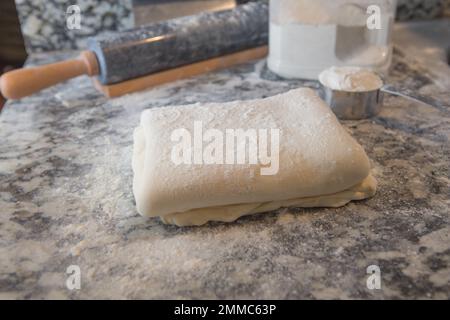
[{"x1": 318, "y1": 66, "x2": 384, "y2": 92}]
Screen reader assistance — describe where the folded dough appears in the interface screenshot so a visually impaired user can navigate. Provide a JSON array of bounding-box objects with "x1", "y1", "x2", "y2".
[{"x1": 132, "y1": 88, "x2": 377, "y2": 226}]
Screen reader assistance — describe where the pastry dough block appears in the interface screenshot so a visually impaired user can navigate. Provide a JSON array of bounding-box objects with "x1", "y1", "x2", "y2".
[{"x1": 132, "y1": 88, "x2": 377, "y2": 226}]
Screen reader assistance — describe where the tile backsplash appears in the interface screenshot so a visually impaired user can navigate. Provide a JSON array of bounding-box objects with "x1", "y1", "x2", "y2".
[
  {"x1": 15, "y1": 0, "x2": 134, "y2": 53},
  {"x1": 397, "y1": 0, "x2": 447, "y2": 21},
  {"x1": 15, "y1": 0, "x2": 448, "y2": 54}
]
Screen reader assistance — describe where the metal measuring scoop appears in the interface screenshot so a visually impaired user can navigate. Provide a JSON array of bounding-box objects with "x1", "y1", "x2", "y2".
[{"x1": 318, "y1": 70, "x2": 446, "y2": 120}]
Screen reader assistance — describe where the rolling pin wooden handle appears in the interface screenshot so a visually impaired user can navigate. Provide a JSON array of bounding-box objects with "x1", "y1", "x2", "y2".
[{"x1": 0, "y1": 51, "x2": 99, "y2": 100}]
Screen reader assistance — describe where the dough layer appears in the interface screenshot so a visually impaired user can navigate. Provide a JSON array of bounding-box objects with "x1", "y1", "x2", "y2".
[
  {"x1": 132, "y1": 88, "x2": 377, "y2": 226},
  {"x1": 160, "y1": 174, "x2": 377, "y2": 226}
]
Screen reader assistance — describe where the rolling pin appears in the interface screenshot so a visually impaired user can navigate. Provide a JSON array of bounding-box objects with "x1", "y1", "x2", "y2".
[{"x1": 0, "y1": 2, "x2": 268, "y2": 99}]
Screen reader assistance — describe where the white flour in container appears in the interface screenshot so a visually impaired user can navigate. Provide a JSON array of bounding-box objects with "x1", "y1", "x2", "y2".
[
  {"x1": 318, "y1": 66, "x2": 384, "y2": 92},
  {"x1": 268, "y1": 0, "x2": 394, "y2": 80}
]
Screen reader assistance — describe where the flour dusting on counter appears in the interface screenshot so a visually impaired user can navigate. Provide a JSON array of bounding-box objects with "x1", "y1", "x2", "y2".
[{"x1": 0, "y1": 49, "x2": 449, "y2": 299}]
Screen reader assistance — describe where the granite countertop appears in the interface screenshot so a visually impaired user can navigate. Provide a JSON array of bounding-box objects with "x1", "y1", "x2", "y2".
[{"x1": 1, "y1": 30, "x2": 449, "y2": 299}]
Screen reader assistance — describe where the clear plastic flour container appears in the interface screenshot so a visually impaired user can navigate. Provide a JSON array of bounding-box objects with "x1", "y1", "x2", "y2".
[{"x1": 268, "y1": 0, "x2": 397, "y2": 80}]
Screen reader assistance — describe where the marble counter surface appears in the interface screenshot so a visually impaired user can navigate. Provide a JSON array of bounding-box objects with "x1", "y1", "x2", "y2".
[{"x1": 0, "y1": 43, "x2": 449, "y2": 299}]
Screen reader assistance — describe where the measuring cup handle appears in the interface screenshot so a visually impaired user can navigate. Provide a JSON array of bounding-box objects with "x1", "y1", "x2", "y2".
[{"x1": 381, "y1": 84, "x2": 447, "y2": 110}]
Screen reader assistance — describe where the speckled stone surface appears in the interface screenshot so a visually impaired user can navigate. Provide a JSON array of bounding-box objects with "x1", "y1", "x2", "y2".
[
  {"x1": 0, "y1": 45, "x2": 449, "y2": 299},
  {"x1": 15, "y1": 0, "x2": 134, "y2": 53},
  {"x1": 397, "y1": 0, "x2": 446, "y2": 21},
  {"x1": 15, "y1": 0, "x2": 449, "y2": 54}
]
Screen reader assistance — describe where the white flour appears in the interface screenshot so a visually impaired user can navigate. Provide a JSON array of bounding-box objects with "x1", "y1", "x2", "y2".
[
  {"x1": 318, "y1": 66, "x2": 384, "y2": 92},
  {"x1": 268, "y1": 0, "x2": 394, "y2": 80}
]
